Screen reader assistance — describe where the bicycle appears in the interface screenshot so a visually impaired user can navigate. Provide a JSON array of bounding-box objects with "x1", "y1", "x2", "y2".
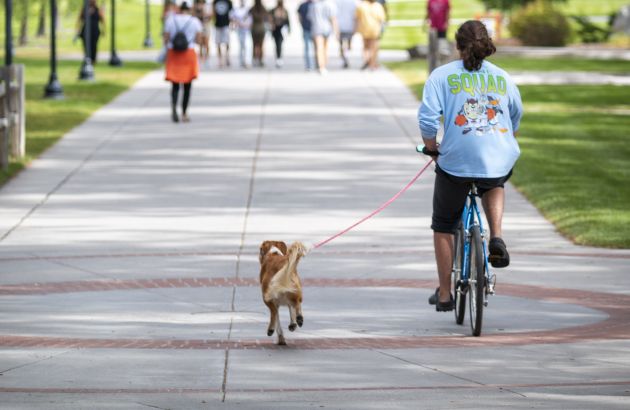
[{"x1": 417, "y1": 145, "x2": 496, "y2": 336}]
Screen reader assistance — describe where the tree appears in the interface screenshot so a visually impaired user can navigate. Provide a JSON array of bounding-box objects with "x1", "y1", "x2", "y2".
[
  {"x1": 37, "y1": 0, "x2": 46, "y2": 37},
  {"x1": 15, "y1": 0, "x2": 30, "y2": 46},
  {"x1": 479, "y1": 0, "x2": 566, "y2": 12}
]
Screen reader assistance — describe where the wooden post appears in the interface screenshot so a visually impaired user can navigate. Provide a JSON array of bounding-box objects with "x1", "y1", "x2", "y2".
[
  {"x1": 0, "y1": 67, "x2": 9, "y2": 171},
  {"x1": 0, "y1": 64, "x2": 26, "y2": 171},
  {"x1": 10, "y1": 64, "x2": 25, "y2": 158},
  {"x1": 428, "y1": 28, "x2": 438, "y2": 74}
]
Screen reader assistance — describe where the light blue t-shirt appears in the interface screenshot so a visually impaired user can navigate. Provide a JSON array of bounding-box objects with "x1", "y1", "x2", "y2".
[{"x1": 418, "y1": 60, "x2": 523, "y2": 178}]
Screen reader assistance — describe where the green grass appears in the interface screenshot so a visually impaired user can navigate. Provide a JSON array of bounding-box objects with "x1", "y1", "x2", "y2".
[
  {"x1": 1, "y1": 0, "x2": 164, "y2": 56},
  {"x1": 385, "y1": 59, "x2": 630, "y2": 248},
  {"x1": 0, "y1": 56, "x2": 158, "y2": 185},
  {"x1": 487, "y1": 56, "x2": 630, "y2": 73}
]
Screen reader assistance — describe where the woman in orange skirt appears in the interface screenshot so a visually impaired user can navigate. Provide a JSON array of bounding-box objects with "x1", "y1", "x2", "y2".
[{"x1": 163, "y1": 2, "x2": 203, "y2": 122}]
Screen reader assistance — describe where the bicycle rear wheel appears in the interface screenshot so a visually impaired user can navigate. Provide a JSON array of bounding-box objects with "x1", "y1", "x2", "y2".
[
  {"x1": 452, "y1": 222, "x2": 466, "y2": 325},
  {"x1": 468, "y1": 225, "x2": 485, "y2": 336}
]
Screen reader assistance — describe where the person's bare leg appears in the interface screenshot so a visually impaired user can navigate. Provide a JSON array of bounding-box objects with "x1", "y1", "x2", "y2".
[
  {"x1": 434, "y1": 232, "x2": 454, "y2": 303},
  {"x1": 482, "y1": 187, "x2": 504, "y2": 238},
  {"x1": 371, "y1": 39, "x2": 380, "y2": 69},
  {"x1": 314, "y1": 36, "x2": 325, "y2": 70},
  {"x1": 217, "y1": 45, "x2": 224, "y2": 67}
]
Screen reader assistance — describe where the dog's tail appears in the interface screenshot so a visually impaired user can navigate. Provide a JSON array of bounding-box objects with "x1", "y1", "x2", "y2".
[{"x1": 265, "y1": 242, "x2": 307, "y2": 301}]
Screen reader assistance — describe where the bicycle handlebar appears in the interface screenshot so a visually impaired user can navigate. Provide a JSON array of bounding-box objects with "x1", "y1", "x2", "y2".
[{"x1": 416, "y1": 144, "x2": 440, "y2": 157}]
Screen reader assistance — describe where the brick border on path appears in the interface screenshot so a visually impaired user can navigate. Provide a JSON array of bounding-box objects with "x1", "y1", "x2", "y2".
[
  {"x1": 1, "y1": 277, "x2": 629, "y2": 349},
  {"x1": 1, "y1": 380, "x2": 630, "y2": 395}
]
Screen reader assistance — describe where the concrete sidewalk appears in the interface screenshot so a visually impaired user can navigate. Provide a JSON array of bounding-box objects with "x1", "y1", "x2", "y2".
[{"x1": 1, "y1": 30, "x2": 630, "y2": 409}]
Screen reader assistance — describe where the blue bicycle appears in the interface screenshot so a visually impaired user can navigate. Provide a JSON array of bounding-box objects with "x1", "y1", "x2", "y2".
[{"x1": 418, "y1": 145, "x2": 496, "y2": 336}]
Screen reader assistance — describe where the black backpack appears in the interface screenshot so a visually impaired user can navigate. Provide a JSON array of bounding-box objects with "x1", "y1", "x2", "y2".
[{"x1": 172, "y1": 17, "x2": 193, "y2": 52}]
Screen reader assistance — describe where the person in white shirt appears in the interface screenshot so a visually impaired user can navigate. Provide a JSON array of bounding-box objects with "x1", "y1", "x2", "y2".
[
  {"x1": 308, "y1": 0, "x2": 339, "y2": 74},
  {"x1": 230, "y1": 0, "x2": 252, "y2": 67},
  {"x1": 336, "y1": 0, "x2": 357, "y2": 68}
]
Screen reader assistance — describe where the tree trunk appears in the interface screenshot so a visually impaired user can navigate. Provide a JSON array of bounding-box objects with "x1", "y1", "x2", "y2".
[
  {"x1": 19, "y1": 15, "x2": 28, "y2": 46},
  {"x1": 37, "y1": 1, "x2": 46, "y2": 37}
]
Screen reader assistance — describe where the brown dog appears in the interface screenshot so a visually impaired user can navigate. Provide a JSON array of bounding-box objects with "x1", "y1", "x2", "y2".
[{"x1": 258, "y1": 240, "x2": 307, "y2": 345}]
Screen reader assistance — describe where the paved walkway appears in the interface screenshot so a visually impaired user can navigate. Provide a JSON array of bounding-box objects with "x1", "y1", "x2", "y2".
[{"x1": 2, "y1": 25, "x2": 630, "y2": 409}]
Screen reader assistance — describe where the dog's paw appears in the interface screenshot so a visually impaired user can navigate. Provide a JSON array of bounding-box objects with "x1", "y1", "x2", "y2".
[
  {"x1": 267, "y1": 329, "x2": 275, "y2": 337},
  {"x1": 297, "y1": 315, "x2": 304, "y2": 327},
  {"x1": 288, "y1": 323, "x2": 297, "y2": 332},
  {"x1": 277, "y1": 338, "x2": 287, "y2": 346}
]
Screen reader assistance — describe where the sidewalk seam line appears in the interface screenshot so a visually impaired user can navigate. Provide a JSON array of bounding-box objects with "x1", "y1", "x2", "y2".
[{"x1": 222, "y1": 70, "x2": 271, "y2": 403}]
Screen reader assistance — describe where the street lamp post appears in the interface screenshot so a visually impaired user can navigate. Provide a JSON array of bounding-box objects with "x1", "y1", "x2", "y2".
[
  {"x1": 4, "y1": 0, "x2": 13, "y2": 66},
  {"x1": 44, "y1": 0, "x2": 64, "y2": 98},
  {"x1": 109, "y1": 0, "x2": 122, "y2": 66},
  {"x1": 78, "y1": 0, "x2": 95, "y2": 80},
  {"x1": 143, "y1": 0, "x2": 154, "y2": 47}
]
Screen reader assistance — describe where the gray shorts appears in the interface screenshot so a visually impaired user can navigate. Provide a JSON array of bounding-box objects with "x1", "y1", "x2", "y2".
[
  {"x1": 215, "y1": 26, "x2": 230, "y2": 45},
  {"x1": 431, "y1": 165, "x2": 512, "y2": 234},
  {"x1": 339, "y1": 32, "x2": 353, "y2": 41}
]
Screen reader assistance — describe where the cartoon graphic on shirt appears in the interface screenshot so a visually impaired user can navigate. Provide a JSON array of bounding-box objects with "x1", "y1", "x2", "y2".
[{"x1": 454, "y1": 95, "x2": 507, "y2": 136}]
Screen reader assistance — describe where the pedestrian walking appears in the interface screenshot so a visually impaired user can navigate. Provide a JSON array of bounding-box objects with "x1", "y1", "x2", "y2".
[
  {"x1": 249, "y1": 0, "x2": 270, "y2": 67},
  {"x1": 297, "y1": 0, "x2": 315, "y2": 71},
  {"x1": 213, "y1": 0, "x2": 234, "y2": 67},
  {"x1": 163, "y1": 2, "x2": 203, "y2": 123},
  {"x1": 75, "y1": 0, "x2": 105, "y2": 63},
  {"x1": 426, "y1": 0, "x2": 450, "y2": 56},
  {"x1": 336, "y1": 0, "x2": 358, "y2": 68},
  {"x1": 230, "y1": 0, "x2": 253, "y2": 68},
  {"x1": 270, "y1": 0, "x2": 291, "y2": 68},
  {"x1": 194, "y1": 0, "x2": 213, "y2": 67},
  {"x1": 355, "y1": 0, "x2": 385, "y2": 70},
  {"x1": 309, "y1": 0, "x2": 339, "y2": 75},
  {"x1": 418, "y1": 20, "x2": 522, "y2": 311},
  {"x1": 426, "y1": 0, "x2": 450, "y2": 39}
]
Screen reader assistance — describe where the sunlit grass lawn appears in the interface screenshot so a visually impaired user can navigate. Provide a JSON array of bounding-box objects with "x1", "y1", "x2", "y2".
[
  {"x1": 385, "y1": 58, "x2": 630, "y2": 248},
  {"x1": 0, "y1": 55, "x2": 158, "y2": 185},
  {"x1": 0, "y1": 1, "x2": 164, "y2": 54}
]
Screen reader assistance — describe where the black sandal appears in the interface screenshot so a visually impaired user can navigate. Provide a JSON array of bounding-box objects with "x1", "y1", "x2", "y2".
[
  {"x1": 489, "y1": 237, "x2": 510, "y2": 268},
  {"x1": 429, "y1": 288, "x2": 454, "y2": 311}
]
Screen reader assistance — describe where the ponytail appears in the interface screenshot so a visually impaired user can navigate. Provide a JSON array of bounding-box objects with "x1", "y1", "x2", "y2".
[{"x1": 456, "y1": 20, "x2": 496, "y2": 71}]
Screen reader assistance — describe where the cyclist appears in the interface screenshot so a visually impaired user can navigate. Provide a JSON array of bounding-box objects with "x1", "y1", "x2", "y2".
[{"x1": 418, "y1": 20, "x2": 523, "y2": 312}]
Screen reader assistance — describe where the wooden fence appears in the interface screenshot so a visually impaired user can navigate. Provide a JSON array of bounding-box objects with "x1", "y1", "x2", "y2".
[{"x1": 0, "y1": 64, "x2": 26, "y2": 172}]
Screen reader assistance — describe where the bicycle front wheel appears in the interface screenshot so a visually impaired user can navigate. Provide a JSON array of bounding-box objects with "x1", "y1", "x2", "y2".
[
  {"x1": 468, "y1": 225, "x2": 485, "y2": 336},
  {"x1": 453, "y1": 222, "x2": 466, "y2": 325}
]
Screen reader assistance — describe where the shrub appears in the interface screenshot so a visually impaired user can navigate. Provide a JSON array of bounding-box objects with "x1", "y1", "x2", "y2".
[
  {"x1": 508, "y1": 0, "x2": 572, "y2": 46},
  {"x1": 570, "y1": 15, "x2": 613, "y2": 44}
]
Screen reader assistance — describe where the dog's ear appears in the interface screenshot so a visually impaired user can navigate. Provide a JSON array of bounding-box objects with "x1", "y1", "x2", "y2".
[
  {"x1": 275, "y1": 241, "x2": 288, "y2": 255},
  {"x1": 259, "y1": 241, "x2": 272, "y2": 264}
]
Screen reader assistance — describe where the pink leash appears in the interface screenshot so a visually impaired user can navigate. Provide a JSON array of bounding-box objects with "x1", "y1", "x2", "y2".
[{"x1": 312, "y1": 159, "x2": 434, "y2": 250}]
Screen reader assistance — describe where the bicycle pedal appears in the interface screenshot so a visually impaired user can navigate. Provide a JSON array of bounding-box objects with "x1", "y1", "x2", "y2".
[{"x1": 488, "y1": 274, "x2": 497, "y2": 295}]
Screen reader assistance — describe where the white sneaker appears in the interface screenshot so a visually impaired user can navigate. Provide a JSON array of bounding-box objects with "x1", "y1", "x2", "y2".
[
  {"x1": 275, "y1": 59, "x2": 283, "y2": 68},
  {"x1": 319, "y1": 68, "x2": 328, "y2": 76}
]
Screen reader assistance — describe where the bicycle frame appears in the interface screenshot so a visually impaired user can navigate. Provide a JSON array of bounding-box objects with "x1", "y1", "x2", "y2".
[{"x1": 459, "y1": 185, "x2": 494, "y2": 299}]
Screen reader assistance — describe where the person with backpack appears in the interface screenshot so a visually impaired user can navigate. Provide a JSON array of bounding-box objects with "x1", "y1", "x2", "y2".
[{"x1": 163, "y1": 2, "x2": 203, "y2": 123}]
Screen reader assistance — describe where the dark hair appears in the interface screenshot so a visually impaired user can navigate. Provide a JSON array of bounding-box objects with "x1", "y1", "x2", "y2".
[
  {"x1": 180, "y1": 2, "x2": 190, "y2": 11},
  {"x1": 455, "y1": 20, "x2": 496, "y2": 72}
]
